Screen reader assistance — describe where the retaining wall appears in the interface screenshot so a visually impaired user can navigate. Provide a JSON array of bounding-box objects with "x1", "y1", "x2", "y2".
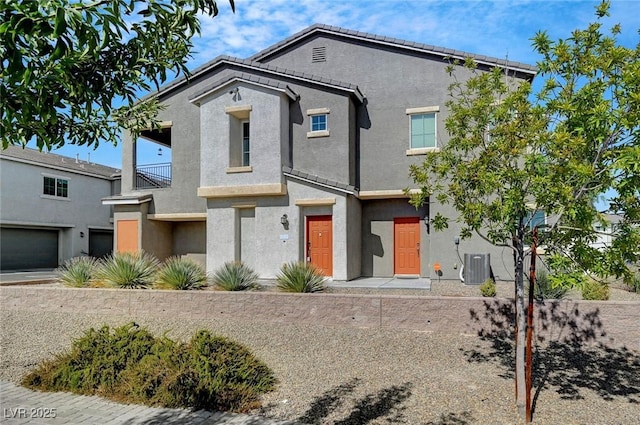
[{"x1": 1, "y1": 287, "x2": 638, "y2": 351}]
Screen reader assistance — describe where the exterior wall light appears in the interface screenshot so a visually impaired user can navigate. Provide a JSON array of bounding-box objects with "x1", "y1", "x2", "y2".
[
  {"x1": 80, "y1": 231, "x2": 85, "y2": 238},
  {"x1": 280, "y1": 214, "x2": 289, "y2": 227}
]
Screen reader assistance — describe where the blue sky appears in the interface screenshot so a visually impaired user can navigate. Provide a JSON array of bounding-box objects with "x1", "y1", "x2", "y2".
[{"x1": 43, "y1": 0, "x2": 639, "y2": 169}]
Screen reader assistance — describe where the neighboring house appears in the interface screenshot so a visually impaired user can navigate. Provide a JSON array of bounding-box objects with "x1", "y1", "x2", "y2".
[
  {"x1": 103, "y1": 24, "x2": 537, "y2": 281},
  {"x1": 591, "y1": 213, "x2": 623, "y2": 250},
  {"x1": 1, "y1": 146, "x2": 120, "y2": 270}
]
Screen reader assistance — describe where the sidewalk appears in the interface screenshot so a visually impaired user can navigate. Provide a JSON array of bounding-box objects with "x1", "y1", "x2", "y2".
[{"x1": 0, "y1": 381, "x2": 301, "y2": 425}]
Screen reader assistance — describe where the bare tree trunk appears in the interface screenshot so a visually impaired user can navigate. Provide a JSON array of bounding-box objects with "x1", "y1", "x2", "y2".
[{"x1": 514, "y1": 239, "x2": 527, "y2": 418}]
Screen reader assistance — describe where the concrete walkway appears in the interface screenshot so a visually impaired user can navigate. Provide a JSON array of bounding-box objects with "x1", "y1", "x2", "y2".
[{"x1": 0, "y1": 381, "x2": 301, "y2": 425}]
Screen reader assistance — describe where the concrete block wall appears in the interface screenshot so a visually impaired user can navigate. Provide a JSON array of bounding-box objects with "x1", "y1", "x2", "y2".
[{"x1": 1, "y1": 287, "x2": 637, "y2": 351}]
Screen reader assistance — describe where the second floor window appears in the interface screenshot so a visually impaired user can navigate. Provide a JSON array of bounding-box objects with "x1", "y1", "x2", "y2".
[
  {"x1": 310, "y1": 114, "x2": 328, "y2": 132},
  {"x1": 410, "y1": 113, "x2": 436, "y2": 149},
  {"x1": 242, "y1": 121, "x2": 250, "y2": 166},
  {"x1": 43, "y1": 176, "x2": 69, "y2": 198}
]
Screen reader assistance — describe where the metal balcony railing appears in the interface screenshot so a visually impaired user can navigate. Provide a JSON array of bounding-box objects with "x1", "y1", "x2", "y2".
[{"x1": 136, "y1": 163, "x2": 171, "y2": 189}]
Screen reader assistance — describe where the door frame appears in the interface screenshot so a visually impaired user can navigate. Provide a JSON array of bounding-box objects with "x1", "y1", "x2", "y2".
[
  {"x1": 393, "y1": 216, "x2": 421, "y2": 276},
  {"x1": 305, "y1": 215, "x2": 333, "y2": 277}
]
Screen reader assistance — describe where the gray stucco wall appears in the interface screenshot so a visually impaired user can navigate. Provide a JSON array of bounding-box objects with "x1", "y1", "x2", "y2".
[
  {"x1": 288, "y1": 86, "x2": 355, "y2": 185},
  {"x1": 0, "y1": 159, "x2": 114, "y2": 264},
  {"x1": 205, "y1": 178, "x2": 356, "y2": 280},
  {"x1": 120, "y1": 74, "x2": 211, "y2": 214},
  {"x1": 361, "y1": 199, "x2": 429, "y2": 277},
  {"x1": 172, "y1": 222, "x2": 206, "y2": 255},
  {"x1": 257, "y1": 35, "x2": 496, "y2": 192},
  {"x1": 198, "y1": 82, "x2": 288, "y2": 187}
]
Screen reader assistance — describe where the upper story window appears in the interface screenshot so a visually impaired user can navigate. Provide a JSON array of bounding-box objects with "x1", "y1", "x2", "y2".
[
  {"x1": 525, "y1": 210, "x2": 546, "y2": 230},
  {"x1": 311, "y1": 114, "x2": 327, "y2": 132},
  {"x1": 307, "y1": 108, "x2": 330, "y2": 138},
  {"x1": 225, "y1": 104, "x2": 253, "y2": 173},
  {"x1": 406, "y1": 106, "x2": 439, "y2": 155},
  {"x1": 43, "y1": 175, "x2": 69, "y2": 198},
  {"x1": 242, "y1": 121, "x2": 250, "y2": 167}
]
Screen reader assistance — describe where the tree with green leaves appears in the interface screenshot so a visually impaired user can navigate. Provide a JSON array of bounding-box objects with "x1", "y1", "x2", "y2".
[
  {"x1": 409, "y1": 1, "x2": 639, "y2": 420},
  {"x1": 1, "y1": 0, "x2": 234, "y2": 150}
]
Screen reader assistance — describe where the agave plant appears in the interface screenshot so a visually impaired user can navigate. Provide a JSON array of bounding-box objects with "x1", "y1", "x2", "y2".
[
  {"x1": 534, "y1": 270, "x2": 568, "y2": 300},
  {"x1": 276, "y1": 261, "x2": 326, "y2": 293},
  {"x1": 212, "y1": 261, "x2": 259, "y2": 291},
  {"x1": 57, "y1": 256, "x2": 100, "y2": 287},
  {"x1": 96, "y1": 251, "x2": 160, "y2": 289},
  {"x1": 155, "y1": 257, "x2": 208, "y2": 290}
]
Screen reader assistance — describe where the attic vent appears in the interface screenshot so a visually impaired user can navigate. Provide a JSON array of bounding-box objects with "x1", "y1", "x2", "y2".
[{"x1": 312, "y1": 46, "x2": 327, "y2": 63}]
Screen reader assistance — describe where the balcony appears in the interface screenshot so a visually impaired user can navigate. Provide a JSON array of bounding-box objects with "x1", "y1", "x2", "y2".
[{"x1": 136, "y1": 162, "x2": 171, "y2": 189}]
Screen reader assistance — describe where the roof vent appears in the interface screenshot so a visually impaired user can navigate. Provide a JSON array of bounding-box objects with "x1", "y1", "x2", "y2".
[{"x1": 312, "y1": 46, "x2": 326, "y2": 63}]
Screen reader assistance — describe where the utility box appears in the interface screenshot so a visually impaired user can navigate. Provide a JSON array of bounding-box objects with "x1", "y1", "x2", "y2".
[{"x1": 464, "y1": 253, "x2": 491, "y2": 285}]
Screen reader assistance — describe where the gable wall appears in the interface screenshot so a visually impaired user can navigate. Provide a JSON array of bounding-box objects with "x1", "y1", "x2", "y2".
[{"x1": 257, "y1": 34, "x2": 492, "y2": 191}]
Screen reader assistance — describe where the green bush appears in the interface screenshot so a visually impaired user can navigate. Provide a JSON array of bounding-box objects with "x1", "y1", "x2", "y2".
[
  {"x1": 581, "y1": 279, "x2": 610, "y2": 300},
  {"x1": 57, "y1": 256, "x2": 100, "y2": 287},
  {"x1": 479, "y1": 278, "x2": 497, "y2": 297},
  {"x1": 96, "y1": 251, "x2": 160, "y2": 289},
  {"x1": 212, "y1": 261, "x2": 259, "y2": 291},
  {"x1": 154, "y1": 257, "x2": 208, "y2": 290},
  {"x1": 534, "y1": 270, "x2": 568, "y2": 300},
  {"x1": 625, "y1": 273, "x2": 640, "y2": 294},
  {"x1": 276, "y1": 261, "x2": 326, "y2": 293},
  {"x1": 22, "y1": 323, "x2": 277, "y2": 412}
]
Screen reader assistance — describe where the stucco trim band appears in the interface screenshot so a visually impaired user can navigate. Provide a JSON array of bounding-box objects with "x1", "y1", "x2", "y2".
[
  {"x1": 225, "y1": 105, "x2": 252, "y2": 119},
  {"x1": 147, "y1": 213, "x2": 207, "y2": 222},
  {"x1": 406, "y1": 106, "x2": 440, "y2": 114},
  {"x1": 197, "y1": 184, "x2": 287, "y2": 198},
  {"x1": 358, "y1": 189, "x2": 420, "y2": 200},
  {"x1": 295, "y1": 198, "x2": 336, "y2": 206}
]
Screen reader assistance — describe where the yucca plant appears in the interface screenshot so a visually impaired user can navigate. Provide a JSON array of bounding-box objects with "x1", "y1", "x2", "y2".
[
  {"x1": 57, "y1": 256, "x2": 100, "y2": 287},
  {"x1": 276, "y1": 261, "x2": 326, "y2": 293},
  {"x1": 154, "y1": 257, "x2": 208, "y2": 290},
  {"x1": 96, "y1": 251, "x2": 160, "y2": 289},
  {"x1": 212, "y1": 261, "x2": 259, "y2": 291},
  {"x1": 534, "y1": 270, "x2": 568, "y2": 300}
]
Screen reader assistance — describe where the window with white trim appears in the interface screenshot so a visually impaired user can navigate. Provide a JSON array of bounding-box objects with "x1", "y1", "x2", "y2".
[
  {"x1": 307, "y1": 108, "x2": 330, "y2": 138},
  {"x1": 225, "y1": 104, "x2": 253, "y2": 172},
  {"x1": 311, "y1": 114, "x2": 327, "y2": 132},
  {"x1": 406, "y1": 106, "x2": 439, "y2": 153},
  {"x1": 410, "y1": 113, "x2": 436, "y2": 149},
  {"x1": 43, "y1": 176, "x2": 69, "y2": 198}
]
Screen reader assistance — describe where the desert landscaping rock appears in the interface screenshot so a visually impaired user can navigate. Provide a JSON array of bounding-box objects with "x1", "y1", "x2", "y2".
[{"x1": 1, "y1": 291, "x2": 638, "y2": 425}]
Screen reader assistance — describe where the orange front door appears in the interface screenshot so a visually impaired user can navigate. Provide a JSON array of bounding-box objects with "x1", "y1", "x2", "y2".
[
  {"x1": 394, "y1": 217, "x2": 420, "y2": 275},
  {"x1": 307, "y1": 215, "x2": 333, "y2": 276},
  {"x1": 116, "y1": 219, "x2": 139, "y2": 253}
]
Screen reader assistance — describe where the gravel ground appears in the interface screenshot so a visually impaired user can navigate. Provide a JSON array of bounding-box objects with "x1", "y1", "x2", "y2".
[{"x1": 1, "y1": 298, "x2": 639, "y2": 425}]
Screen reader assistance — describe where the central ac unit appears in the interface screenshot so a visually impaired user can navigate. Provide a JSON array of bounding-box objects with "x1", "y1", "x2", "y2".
[{"x1": 463, "y1": 253, "x2": 491, "y2": 285}]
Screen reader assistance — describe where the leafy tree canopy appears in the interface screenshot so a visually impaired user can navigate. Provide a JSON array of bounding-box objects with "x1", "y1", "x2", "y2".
[
  {"x1": 0, "y1": 0, "x2": 234, "y2": 150},
  {"x1": 411, "y1": 0, "x2": 640, "y2": 286},
  {"x1": 409, "y1": 1, "x2": 639, "y2": 416}
]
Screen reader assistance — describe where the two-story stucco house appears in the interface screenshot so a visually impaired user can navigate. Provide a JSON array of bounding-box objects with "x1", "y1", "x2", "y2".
[
  {"x1": 1, "y1": 146, "x2": 120, "y2": 270},
  {"x1": 103, "y1": 24, "x2": 537, "y2": 281}
]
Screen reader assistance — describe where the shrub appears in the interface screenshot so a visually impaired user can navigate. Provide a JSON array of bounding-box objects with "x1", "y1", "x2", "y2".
[
  {"x1": 155, "y1": 257, "x2": 208, "y2": 290},
  {"x1": 96, "y1": 251, "x2": 160, "y2": 289},
  {"x1": 625, "y1": 273, "x2": 640, "y2": 294},
  {"x1": 57, "y1": 256, "x2": 99, "y2": 287},
  {"x1": 276, "y1": 261, "x2": 326, "y2": 293},
  {"x1": 212, "y1": 261, "x2": 259, "y2": 291},
  {"x1": 22, "y1": 323, "x2": 276, "y2": 413},
  {"x1": 479, "y1": 278, "x2": 497, "y2": 297},
  {"x1": 534, "y1": 270, "x2": 568, "y2": 300},
  {"x1": 581, "y1": 279, "x2": 610, "y2": 300}
]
